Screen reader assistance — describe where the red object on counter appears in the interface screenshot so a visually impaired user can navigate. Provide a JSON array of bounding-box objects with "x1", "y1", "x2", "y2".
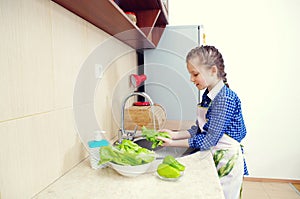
[{"x1": 133, "y1": 101, "x2": 150, "y2": 106}]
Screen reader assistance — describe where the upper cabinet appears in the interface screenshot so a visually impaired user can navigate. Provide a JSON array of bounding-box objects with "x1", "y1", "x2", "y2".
[{"x1": 51, "y1": 0, "x2": 169, "y2": 49}]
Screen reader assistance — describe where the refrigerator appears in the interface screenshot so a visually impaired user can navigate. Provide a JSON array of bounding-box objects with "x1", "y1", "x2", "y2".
[{"x1": 144, "y1": 25, "x2": 204, "y2": 121}]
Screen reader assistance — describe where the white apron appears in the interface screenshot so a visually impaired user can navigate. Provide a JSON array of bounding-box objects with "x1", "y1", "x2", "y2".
[{"x1": 197, "y1": 106, "x2": 244, "y2": 199}]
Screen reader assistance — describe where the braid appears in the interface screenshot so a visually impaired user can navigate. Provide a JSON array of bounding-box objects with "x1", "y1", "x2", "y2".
[{"x1": 186, "y1": 45, "x2": 229, "y2": 88}]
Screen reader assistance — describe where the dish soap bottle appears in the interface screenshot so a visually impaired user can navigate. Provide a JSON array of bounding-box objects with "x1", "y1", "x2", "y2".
[{"x1": 88, "y1": 130, "x2": 109, "y2": 169}]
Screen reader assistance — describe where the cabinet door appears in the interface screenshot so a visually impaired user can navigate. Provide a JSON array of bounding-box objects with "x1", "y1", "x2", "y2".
[{"x1": 144, "y1": 25, "x2": 200, "y2": 121}]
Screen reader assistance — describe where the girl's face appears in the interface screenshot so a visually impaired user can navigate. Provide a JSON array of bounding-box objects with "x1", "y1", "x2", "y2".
[
  {"x1": 187, "y1": 58, "x2": 218, "y2": 91},
  {"x1": 187, "y1": 62, "x2": 208, "y2": 90}
]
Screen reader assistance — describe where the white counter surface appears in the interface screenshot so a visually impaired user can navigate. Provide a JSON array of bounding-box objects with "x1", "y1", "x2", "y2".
[{"x1": 34, "y1": 151, "x2": 225, "y2": 199}]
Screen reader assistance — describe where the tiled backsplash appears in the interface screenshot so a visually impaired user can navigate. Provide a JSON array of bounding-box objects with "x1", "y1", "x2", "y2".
[{"x1": 0, "y1": 0, "x2": 136, "y2": 198}]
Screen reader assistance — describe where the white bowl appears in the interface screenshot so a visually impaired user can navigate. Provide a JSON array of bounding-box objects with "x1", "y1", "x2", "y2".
[{"x1": 109, "y1": 162, "x2": 153, "y2": 177}]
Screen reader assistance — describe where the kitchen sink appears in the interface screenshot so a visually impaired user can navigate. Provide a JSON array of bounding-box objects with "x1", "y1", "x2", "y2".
[
  {"x1": 133, "y1": 138, "x2": 198, "y2": 159},
  {"x1": 133, "y1": 138, "x2": 198, "y2": 173}
]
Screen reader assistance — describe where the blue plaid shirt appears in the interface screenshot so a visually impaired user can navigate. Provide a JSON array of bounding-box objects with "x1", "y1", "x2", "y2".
[{"x1": 188, "y1": 84, "x2": 248, "y2": 175}]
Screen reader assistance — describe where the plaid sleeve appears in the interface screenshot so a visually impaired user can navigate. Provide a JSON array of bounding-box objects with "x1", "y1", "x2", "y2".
[{"x1": 187, "y1": 120, "x2": 200, "y2": 137}]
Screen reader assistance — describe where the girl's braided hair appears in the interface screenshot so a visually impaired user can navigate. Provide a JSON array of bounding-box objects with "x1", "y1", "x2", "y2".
[{"x1": 186, "y1": 45, "x2": 229, "y2": 88}]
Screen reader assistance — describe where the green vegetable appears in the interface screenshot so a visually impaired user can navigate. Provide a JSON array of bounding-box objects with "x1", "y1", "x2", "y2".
[
  {"x1": 98, "y1": 140, "x2": 155, "y2": 166},
  {"x1": 157, "y1": 163, "x2": 181, "y2": 178},
  {"x1": 156, "y1": 155, "x2": 185, "y2": 178},
  {"x1": 98, "y1": 145, "x2": 115, "y2": 164},
  {"x1": 163, "y1": 155, "x2": 185, "y2": 171},
  {"x1": 115, "y1": 139, "x2": 141, "y2": 153},
  {"x1": 141, "y1": 126, "x2": 171, "y2": 148}
]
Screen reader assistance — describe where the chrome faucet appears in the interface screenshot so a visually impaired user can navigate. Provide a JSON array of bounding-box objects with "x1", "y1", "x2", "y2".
[{"x1": 118, "y1": 92, "x2": 156, "y2": 143}]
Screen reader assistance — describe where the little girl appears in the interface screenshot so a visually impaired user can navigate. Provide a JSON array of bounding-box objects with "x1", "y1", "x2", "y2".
[{"x1": 158, "y1": 45, "x2": 248, "y2": 199}]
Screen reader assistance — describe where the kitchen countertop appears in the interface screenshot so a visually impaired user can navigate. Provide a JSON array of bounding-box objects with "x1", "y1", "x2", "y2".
[{"x1": 33, "y1": 151, "x2": 225, "y2": 199}]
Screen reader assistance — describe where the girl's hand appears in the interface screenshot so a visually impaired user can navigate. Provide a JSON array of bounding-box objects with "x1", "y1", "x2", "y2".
[
  {"x1": 157, "y1": 136, "x2": 190, "y2": 148},
  {"x1": 157, "y1": 136, "x2": 173, "y2": 147},
  {"x1": 159, "y1": 129, "x2": 177, "y2": 139},
  {"x1": 159, "y1": 129, "x2": 191, "y2": 140}
]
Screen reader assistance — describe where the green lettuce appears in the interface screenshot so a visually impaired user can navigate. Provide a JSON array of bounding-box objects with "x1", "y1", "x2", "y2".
[
  {"x1": 141, "y1": 126, "x2": 171, "y2": 148},
  {"x1": 98, "y1": 140, "x2": 155, "y2": 166}
]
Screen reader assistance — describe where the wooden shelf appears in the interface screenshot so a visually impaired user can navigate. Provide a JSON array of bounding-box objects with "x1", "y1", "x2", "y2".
[{"x1": 51, "y1": 0, "x2": 168, "y2": 49}]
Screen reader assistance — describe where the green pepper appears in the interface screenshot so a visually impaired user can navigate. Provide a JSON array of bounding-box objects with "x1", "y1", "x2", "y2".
[
  {"x1": 157, "y1": 163, "x2": 181, "y2": 178},
  {"x1": 162, "y1": 155, "x2": 185, "y2": 171}
]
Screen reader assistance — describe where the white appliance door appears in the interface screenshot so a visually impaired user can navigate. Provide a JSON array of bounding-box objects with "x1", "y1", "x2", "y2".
[{"x1": 144, "y1": 25, "x2": 201, "y2": 121}]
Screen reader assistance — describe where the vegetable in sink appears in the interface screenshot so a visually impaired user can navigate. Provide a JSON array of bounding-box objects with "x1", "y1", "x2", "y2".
[
  {"x1": 98, "y1": 140, "x2": 155, "y2": 166},
  {"x1": 141, "y1": 126, "x2": 171, "y2": 148}
]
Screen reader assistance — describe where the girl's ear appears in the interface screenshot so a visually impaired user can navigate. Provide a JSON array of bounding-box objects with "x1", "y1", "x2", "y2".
[{"x1": 211, "y1": 65, "x2": 218, "y2": 76}]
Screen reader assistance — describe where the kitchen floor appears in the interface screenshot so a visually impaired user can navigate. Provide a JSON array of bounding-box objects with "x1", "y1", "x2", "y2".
[{"x1": 242, "y1": 181, "x2": 300, "y2": 199}]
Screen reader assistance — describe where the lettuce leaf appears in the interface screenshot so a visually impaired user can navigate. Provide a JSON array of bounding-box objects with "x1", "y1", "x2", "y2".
[
  {"x1": 98, "y1": 140, "x2": 155, "y2": 166},
  {"x1": 141, "y1": 126, "x2": 171, "y2": 148}
]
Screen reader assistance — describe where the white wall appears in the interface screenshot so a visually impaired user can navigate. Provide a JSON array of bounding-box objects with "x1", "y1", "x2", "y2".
[{"x1": 169, "y1": 0, "x2": 300, "y2": 180}]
